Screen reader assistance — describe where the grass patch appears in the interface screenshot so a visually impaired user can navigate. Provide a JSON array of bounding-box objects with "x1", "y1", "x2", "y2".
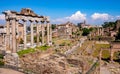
[
  {"x1": 102, "y1": 50, "x2": 110, "y2": 59},
  {"x1": 17, "y1": 48, "x2": 35, "y2": 56},
  {"x1": 17, "y1": 45, "x2": 50, "y2": 56},
  {"x1": 93, "y1": 44, "x2": 110, "y2": 58},
  {"x1": 36, "y1": 45, "x2": 50, "y2": 51},
  {"x1": 0, "y1": 54, "x2": 4, "y2": 66},
  {"x1": 0, "y1": 54, "x2": 4, "y2": 59}
]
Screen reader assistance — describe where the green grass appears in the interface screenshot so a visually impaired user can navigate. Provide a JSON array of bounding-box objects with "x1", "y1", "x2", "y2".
[
  {"x1": 102, "y1": 50, "x2": 110, "y2": 59},
  {"x1": 17, "y1": 45, "x2": 50, "y2": 56},
  {"x1": 93, "y1": 44, "x2": 110, "y2": 58},
  {"x1": 0, "y1": 54, "x2": 4, "y2": 59},
  {"x1": 36, "y1": 45, "x2": 50, "y2": 51},
  {"x1": 0, "y1": 54, "x2": 4, "y2": 66},
  {"x1": 17, "y1": 48, "x2": 35, "y2": 56}
]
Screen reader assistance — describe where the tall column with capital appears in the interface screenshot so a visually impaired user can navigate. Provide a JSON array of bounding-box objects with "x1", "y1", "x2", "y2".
[
  {"x1": 49, "y1": 23, "x2": 52, "y2": 45},
  {"x1": 6, "y1": 18, "x2": 10, "y2": 51},
  {"x1": 36, "y1": 21, "x2": 39, "y2": 46},
  {"x1": 23, "y1": 20, "x2": 27, "y2": 49},
  {"x1": 41, "y1": 21, "x2": 45, "y2": 45},
  {"x1": 11, "y1": 17, "x2": 17, "y2": 53},
  {"x1": 30, "y1": 20, "x2": 34, "y2": 47},
  {"x1": 46, "y1": 21, "x2": 50, "y2": 45},
  {"x1": 15, "y1": 19, "x2": 19, "y2": 51}
]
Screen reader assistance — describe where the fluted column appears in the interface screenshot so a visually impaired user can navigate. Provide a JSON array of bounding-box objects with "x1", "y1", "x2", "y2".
[
  {"x1": 36, "y1": 21, "x2": 39, "y2": 46},
  {"x1": 41, "y1": 21, "x2": 45, "y2": 45},
  {"x1": 11, "y1": 17, "x2": 17, "y2": 53},
  {"x1": 46, "y1": 21, "x2": 50, "y2": 45},
  {"x1": 6, "y1": 18, "x2": 10, "y2": 51},
  {"x1": 30, "y1": 20, "x2": 34, "y2": 47},
  {"x1": 23, "y1": 20, "x2": 27, "y2": 49}
]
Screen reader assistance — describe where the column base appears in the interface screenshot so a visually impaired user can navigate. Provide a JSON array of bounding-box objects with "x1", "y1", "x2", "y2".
[{"x1": 5, "y1": 50, "x2": 11, "y2": 54}]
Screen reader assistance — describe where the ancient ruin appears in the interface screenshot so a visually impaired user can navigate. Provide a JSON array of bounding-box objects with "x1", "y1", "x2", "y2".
[
  {"x1": 2, "y1": 8, "x2": 52, "y2": 68},
  {"x1": 3, "y1": 8, "x2": 52, "y2": 53}
]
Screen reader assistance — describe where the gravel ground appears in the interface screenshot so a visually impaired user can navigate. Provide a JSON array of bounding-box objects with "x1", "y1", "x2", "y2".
[{"x1": 0, "y1": 68, "x2": 24, "y2": 74}]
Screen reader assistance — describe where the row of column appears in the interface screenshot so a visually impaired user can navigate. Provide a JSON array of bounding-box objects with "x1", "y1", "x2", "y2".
[
  {"x1": 6, "y1": 17, "x2": 52, "y2": 53},
  {"x1": 97, "y1": 28, "x2": 104, "y2": 36}
]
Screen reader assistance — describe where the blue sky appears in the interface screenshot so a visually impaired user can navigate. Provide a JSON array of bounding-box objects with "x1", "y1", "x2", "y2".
[{"x1": 0, "y1": 0, "x2": 120, "y2": 25}]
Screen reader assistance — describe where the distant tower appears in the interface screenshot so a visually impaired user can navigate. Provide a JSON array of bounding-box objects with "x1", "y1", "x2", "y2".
[{"x1": 83, "y1": 20, "x2": 86, "y2": 25}]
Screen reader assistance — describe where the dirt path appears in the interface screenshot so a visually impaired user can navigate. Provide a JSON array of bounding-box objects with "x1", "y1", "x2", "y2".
[{"x1": 0, "y1": 68, "x2": 24, "y2": 74}]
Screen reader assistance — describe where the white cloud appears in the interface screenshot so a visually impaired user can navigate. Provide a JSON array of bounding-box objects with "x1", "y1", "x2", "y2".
[
  {"x1": 0, "y1": 14, "x2": 5, "y2": 20},
  {"x1": 51, "y1": 11, "x2": 86, "y2": 24},
  {"x1": 91, "y1": 13, "x2": 110, "y2": 20},
  {"x1": 116, "y1": 16, "x2": 120, "y2": 19},
  {"x1": 66, "y1": 11, "x2": 86, "y2": 21}
]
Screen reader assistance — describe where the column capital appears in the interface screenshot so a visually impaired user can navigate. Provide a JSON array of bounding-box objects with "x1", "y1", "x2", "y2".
[
  {"x1": 16, "y1": 18, "x2": 19, "y2": 21},
  {"x1": 9, "y1": 14, "x2": 16, "y2": 20},
  {"x1": 46, "y1": 21, "x2": 50, "y2": 23},
  {"x1": 22, "y1": 19, "x2": 27, "y2": 22},
  {"x1": 41, "y1": 21, "x2": 45, "y2": 23},
  {"x1": 35, "y1": 20, "x2": 39, "y2": 23},
  {"x1": 29, "y1": 20, "x2": 34, "y2": 22}
]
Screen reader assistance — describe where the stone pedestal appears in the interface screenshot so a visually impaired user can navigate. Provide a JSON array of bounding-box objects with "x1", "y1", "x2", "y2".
[{"x1": 4, "y1": 51, "x2": 20, "y2": 69}]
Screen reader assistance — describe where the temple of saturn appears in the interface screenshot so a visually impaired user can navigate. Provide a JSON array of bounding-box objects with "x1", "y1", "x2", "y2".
[{"x1": 3, "y1": 8, "x2": 52, "y2": 53}]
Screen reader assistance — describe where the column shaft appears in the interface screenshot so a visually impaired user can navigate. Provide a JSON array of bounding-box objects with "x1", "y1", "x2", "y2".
[
  {"x1": 49, "y1": 24, "x2": 52, "y2": 45},
  {"x1": 36, "y1": 22, "x2": 39, "y2": 46},
  {"x1": 16, "y1": 20, "x2": 19, "y2": 51},
  {"x1": 41, "y1": 22, "x2": 44, "y2": 45},
  {"x1": 23, "y1": 21, "x2": 27, "y2": 49},
  {"x1": 6, "y1": 19, "x2": 10, "y2": 51},
  {"x1": 12, "y1": 19, "x2": 17, "y2": 53},
  {"x1": 47, "y1": 22, "x2": 50, "y2": 45},
  {"x1": 31, "y1": 21, "x2": 34, "y2": 47}
]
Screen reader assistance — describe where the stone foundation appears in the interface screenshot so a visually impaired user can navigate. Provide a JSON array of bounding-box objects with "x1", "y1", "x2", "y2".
[{"x1": 4, "y1": 51, "x2": 20, "y2": 69}]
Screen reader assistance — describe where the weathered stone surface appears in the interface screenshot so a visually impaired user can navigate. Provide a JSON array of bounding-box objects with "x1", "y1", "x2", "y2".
[
  {"x1": 19, "y1": 51, "x2": 84, "y2": 74},
  {"x1": 4, "y1": 52, "x2": 20, "y2": 68}
]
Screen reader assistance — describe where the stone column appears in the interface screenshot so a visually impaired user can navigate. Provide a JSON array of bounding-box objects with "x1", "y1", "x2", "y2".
[
  {"x1": 110, "y1": 49, "x2": 114, "y2": 62},
  {"x1": 102, "y1": 28, "x2": 104, "y2": 36},
  {"x1": 46, "y1": 21, "x2": 50, "y2": 45},
  {"x1": 36, "y1": 21, "x2": 39, "y2": 46},
  {"x1": 6, "y1": 18, "x2": 10, "y2": 51},
  {"x1": 23, "y1": 20, "x2": 27, "y2": 49},
  {"x1": 98, "y1": 28, "x2": 99, "y2": 36},
  {"x1": 11, "y1": 17, "x2": 17, "y2": 53},
  {"x1": 15, "y1": 19, "x2": 19, "y2": 51},
  {"x1": 41, "y1": 21, "x2": 45, "y2": 45},
  {"x1": 49, "y1": 23, "x2": 52, "y2": 45},
  {"x1": 30, "y1": 20, "x2": 34, "y2": 47}
]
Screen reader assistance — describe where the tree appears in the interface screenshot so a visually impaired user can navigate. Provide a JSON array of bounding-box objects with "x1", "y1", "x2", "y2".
[
  {"x1": 82, "y1": 28, "x2": 90, "y2": 36},
  {"x1": 102, "y1": 21, "x2": 116, "y2": 29},
  {"x1": 89, "y1": 27, "x2": 94, "y2": 31},
  {"x1": 51, "y1": 24, "x2": 56, "y2": 30}
]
